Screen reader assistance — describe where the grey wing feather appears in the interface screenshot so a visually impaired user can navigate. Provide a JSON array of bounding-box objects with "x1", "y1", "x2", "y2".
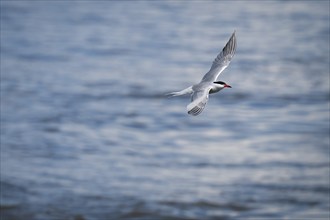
[
  {"x1": 202, "y1": 31, "x2": 237, "y2": 82},
  {"x1": 187, "y1": 87, "x2": 212, "y2": 116}
]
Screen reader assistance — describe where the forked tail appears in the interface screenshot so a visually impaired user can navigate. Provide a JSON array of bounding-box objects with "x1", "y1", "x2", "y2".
[{"x1": 166, "y1": 86, "x2": 193, "y2": 97}]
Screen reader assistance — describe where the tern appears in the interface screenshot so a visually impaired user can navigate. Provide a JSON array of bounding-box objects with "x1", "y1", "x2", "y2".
[{"x1": 167, "y1": 31, "x2": 237, "y2": 116}]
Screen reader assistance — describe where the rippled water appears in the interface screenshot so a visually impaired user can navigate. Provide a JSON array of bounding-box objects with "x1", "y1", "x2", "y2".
[{"x1": 1, "y1": 1, "x2": 329, "y2": 220}]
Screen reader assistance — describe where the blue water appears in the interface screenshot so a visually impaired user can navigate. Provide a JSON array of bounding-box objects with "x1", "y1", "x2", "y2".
[{"x1": 1, "y1": 1, "x2": 329, "y2": 220}]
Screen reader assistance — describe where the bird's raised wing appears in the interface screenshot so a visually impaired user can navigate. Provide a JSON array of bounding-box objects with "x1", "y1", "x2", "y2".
[
  {"x1": 187, "y1": 87, "x2": 212, "y2": 116},
  {"x1": 201, "y1": 31, "x2": 237, "y2": 83}
]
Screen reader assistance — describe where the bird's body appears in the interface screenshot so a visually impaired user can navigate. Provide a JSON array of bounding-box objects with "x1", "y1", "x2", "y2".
[{"x1": 167, "y1": 31, "x2": 237, "y2": 116}]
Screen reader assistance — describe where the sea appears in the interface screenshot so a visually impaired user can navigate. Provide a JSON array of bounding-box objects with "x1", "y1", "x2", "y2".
[{"x1": 1, "y1": 1, "x2": 329, "y2": 220}]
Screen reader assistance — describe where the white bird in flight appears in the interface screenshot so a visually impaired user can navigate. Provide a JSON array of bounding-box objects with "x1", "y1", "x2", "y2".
[{"x1": 167, "y1": 31, "x2": 237, "y2": 116}]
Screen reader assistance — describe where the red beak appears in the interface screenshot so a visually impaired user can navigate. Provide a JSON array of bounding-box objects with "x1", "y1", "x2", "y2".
[{"x1": 225, "y1": 84, "x2": 232, "y2": 88}]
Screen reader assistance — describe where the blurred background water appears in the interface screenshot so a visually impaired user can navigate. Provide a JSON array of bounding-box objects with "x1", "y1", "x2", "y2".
[{"x1": 1, "y1": 1, "x2": 329, "y2": 220}]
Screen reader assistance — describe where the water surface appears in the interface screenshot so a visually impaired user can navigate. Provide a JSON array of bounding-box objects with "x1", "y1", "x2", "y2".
[{"x1": 1, "y1": 1, "x2": 329, "y2": 220}]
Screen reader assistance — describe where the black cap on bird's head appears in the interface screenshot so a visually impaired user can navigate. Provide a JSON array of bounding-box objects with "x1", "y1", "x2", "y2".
[{"x1": 214, "y1": 81, "x2": 232, "y2": 88}]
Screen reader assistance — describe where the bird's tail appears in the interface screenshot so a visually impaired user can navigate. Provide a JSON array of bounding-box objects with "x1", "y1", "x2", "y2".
[{"x1": 166, "y1": 86, "x2": 193, "y2": 97}]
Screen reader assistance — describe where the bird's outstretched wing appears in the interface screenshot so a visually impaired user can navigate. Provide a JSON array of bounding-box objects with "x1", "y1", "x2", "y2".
[
  {"x1": 187, "y1": 87, "x2": 212, "y2": 116},
  {"x1": 201, "y1": 31, "x2": 237, "y2": 83}
]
